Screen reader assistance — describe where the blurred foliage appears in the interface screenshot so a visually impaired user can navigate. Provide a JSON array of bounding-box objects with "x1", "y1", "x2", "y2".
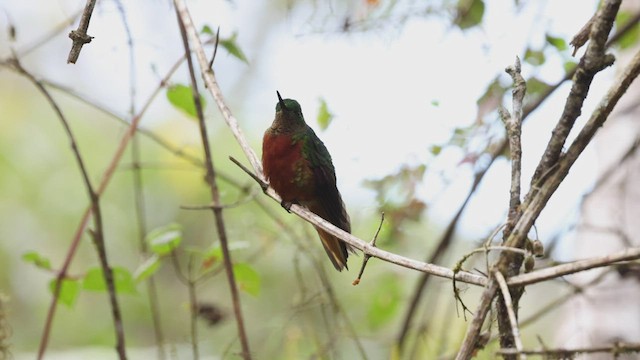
[
  {"x1": 316, "y1": 97, "x2": 334, "y2": 131},
  {"x1": 364, "y1": 165, "x2": 427, "y2": 242},
  {"x1": 166, "y1": 84, "x2": 206, "y2": 118},
  {"x1": 0, "y1": 0, "x2": 633, "y2": 359}
]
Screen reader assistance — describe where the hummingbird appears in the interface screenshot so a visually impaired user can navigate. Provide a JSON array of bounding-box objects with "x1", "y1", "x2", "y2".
[{"x1": 262, "y1": 91, "x2": 352, "y2": 271}]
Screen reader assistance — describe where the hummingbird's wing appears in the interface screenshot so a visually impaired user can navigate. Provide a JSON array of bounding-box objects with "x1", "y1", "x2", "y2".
[{"x1": 301, "y1": 128, "x2": 354, "y2": 271}]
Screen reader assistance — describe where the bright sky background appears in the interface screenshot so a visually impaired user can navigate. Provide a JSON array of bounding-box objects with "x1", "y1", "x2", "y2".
[{"x1": 1, "y1": 0, "x2": 609, "y2": 255}]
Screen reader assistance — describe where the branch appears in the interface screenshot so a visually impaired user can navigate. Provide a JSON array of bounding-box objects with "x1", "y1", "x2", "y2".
[
  {"x1": 509, "y1": 246, "x2": 640, "y2": 286},
  {"x1": 230, "y1": 159, "x2": 487, "y2": 286},
  {"x1": 8, "y1": 58, "x2": 127, "y2": 360},
  {"x1": 497, "y1": 342, "x2": 640, "y2": 358},
  {"x1": 494, "y1": 271, "x2": 524, "y2": 359},
  {"x1": 530, "y1": 0, "x2": 619, "y2": 185},
  {"x1": 67, "y1": 0, "x2": 97, "y2": 64},
  {"x1": 456, "y1": 2, "x2": 635, "y2": 357},
  {"x1": 174, "y1": 6, "x2": 252, "y2": 359},
  {"x1": 500, "y1": 57, "x2": 525, "y2": 236},
  {"x1": 34, "y1": 31, "x2": 181, "y2": 357},
  {"x1": 171, "y1": 0, "x2": 262, "y2": 177},
  {"x1": 397, "y1": 6, "x2": 640, "y2": 352}
]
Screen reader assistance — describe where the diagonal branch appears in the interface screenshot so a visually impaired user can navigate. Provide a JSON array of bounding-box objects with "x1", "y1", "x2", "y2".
[
  {"x1": 530, "y1": 0, "x2": 618, "y2": 186},
  {"x1": 8, "y1": 57, "x2": 128, "y2": 360},
  {"x1": 456, "y1": 2, "x2": 634, "y2": 358},
  {"x1": 173, "y1": 5, "x2": 252, "y2": 359},
  {"x1": 67, "y1": 0, "x2": 97, "y2": 64}
]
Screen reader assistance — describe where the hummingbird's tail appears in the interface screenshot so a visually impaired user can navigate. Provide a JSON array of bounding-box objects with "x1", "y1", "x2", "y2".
[{"x1": 314, "y1": 227, "x2": 352, "y2": 271}]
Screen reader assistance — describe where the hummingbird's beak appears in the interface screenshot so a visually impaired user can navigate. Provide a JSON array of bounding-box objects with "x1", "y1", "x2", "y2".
[{"x1": 277, "y1": 91, "x2": 287, "y2": 111}]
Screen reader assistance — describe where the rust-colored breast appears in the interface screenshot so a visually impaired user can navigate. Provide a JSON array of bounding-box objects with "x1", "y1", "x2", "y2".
[{"x1": 262, "y1": 132, "x2": 315, "y2": 202}]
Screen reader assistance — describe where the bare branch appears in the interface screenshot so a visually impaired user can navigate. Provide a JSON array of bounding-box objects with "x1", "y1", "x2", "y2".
[
  {"x1": 172, "y1": 0, "x2": 263, "y2": 177},
  {"x1": 531, "y1": 0, "x2": 620, "y2": 186},
  {"x1": 498, "y1": 342, "x2": 640, "y2": 358},
  {"x1": 174, "y1": 6, "x2": 252, "y2": 359},
  {"x1": 500, "y1": 56, "x2": 526, "y2": 237},
  {"x1": 8, "y1": 58, "x2": 127, "y2": 360},
  {"x1": 494, "y1": 271, "x2": 524, "y2": 359},
  {"x1": 353, "y1": 212, "x2": 385, "y2": 286},
  {"x1": 67, "y1": 0, "x2": 97, "y2": 64},
  {"x1": 509, "y1": 246, "x2": 640, "y2": 286}
]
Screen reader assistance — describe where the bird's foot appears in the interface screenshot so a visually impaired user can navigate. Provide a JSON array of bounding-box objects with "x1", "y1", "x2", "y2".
[{"x1": 280, "y1": 200, "x2": 296, "y2": 213}]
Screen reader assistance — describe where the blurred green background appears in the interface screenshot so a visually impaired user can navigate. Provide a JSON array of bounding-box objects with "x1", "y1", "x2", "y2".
[{"x1": 0, "y1": 0, "x2": 621, "y2": 358}]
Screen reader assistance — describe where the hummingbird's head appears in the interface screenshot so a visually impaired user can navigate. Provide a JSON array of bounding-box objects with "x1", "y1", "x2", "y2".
[{"x1": 274, "y1": 91, "x2": 305, "y2": 129}]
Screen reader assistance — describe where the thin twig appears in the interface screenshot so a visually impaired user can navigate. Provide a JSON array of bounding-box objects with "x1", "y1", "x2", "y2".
[
  {"x1": 501, "y1": 56, "x2": 525, "y2": 237},
  {"x1": 530, "y1": 0, "x2": 618, "y2": 186},
  {"x1": 172, "y1": 0, "x2": 262, "y2": 177},
  {"x1": 353, "y1": 212, "x2": 385, "y2": 286},
  {"x1": 208, "y1": 26, "x2": 220, "y2": 70},
  {"x1": 114, "y1": 1, "x2": 166, "y2": 357},
  {"x1": 509, "y1": 246, "x2": 640, "y2": 286},
  {"x1": 494, "y1": 271, "x2": 524, "y2": 359},
  {"x1": 497, "y1": 342, "x2": 640, "y2": 357},
  {"x1": 67, "y1": 0, "x2": 97, "y2": 63},
  {"x1": 495, "y1": 56, "x2": 527, "y2": 356},
  {"x1": 174, "y1": 7, "x2": 252, "y2": 359}
]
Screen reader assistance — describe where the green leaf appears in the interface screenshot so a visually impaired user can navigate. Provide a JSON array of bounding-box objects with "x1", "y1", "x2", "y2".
[
  {"x1": 455, "y1": 0, "x2": 485, "y2": 30},
  {"x1": 563, "y1": 60, "x2": 577, "y2": 74},
  {"x1": 134, "y1": 254, "x2": 162, "y2": 282},
  {"x1": 616, "y1": 11, "x2": 640, "y2": 50},
  {"x1": 201, "y1": 25, "x2": 214, "y2": 35},
  {"x1": 83, "y1": 267, "x2": 137, "y2": 294},
  {"x1": 233, "y1": 263, "x2": 260, "y2": 297},
  {"x1": 526, "y1": 77, "x2": 550, "y2": 96},
  {"x1": 49, "y1": 278, "x2": 81, "y2": 308},
  {"x1": 203, "y1": 241, "x2": 250, "y2": 262},
  {"x1": 22, "y1": 251, "x2": 51, "y2": 270},
  {"x1": 429, "y1": 145, "x2": 442, "y2": 156},
  {"x1": 166, "y1": 84, "x2": 206, "y2": 118},
  {"x1": 316, "y1": 98, "x2": 334, "y2": 130},
  {"x1": 147, "y1": 223, "x2": 183, "y2": 255},
  {"x1": 545, "y1": 34, "x2": 567, "y2": 51},
  {"x1": 367, "y1": 275, "x2": 402, "y2": 329},
  {"x1": 524, "y1": 48, "x2": 545, "y2": 66},
  {"x1": 220, "y1": 33, "x2": 249, "y2": 64}
]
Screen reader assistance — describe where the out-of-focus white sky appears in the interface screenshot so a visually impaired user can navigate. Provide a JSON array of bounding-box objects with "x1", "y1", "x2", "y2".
[{"x1": 0, "y1": 0, "x2": 609, "y2": 254}]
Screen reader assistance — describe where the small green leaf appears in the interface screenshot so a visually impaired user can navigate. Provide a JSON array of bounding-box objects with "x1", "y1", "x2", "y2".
[
  {"x1": 201, "y1": 25, "x2": 214, "y2": 35},
  {"x1": 83, "y1": 267, "x2": 137, "y2": 294},
  {"x1": 166, "y1": 84, "x2": 206, "y2": 118},
  {"x1": 455, "y1": 0, "x2": 485, "y2": 30},
  {"x1": 367, "y1": 275, "x2": 402, "y2": 329},
  {"x1": 134, "y1": 255, "x2": 162, "y2": 282},
  {"x1": 430, "y1": 99, "x2": 440, "y2": 107},
  {"x1": 563, "y1": 60, "x2": 577, "y2": 74},
  {"x1": 22, "y1": 251, "x2": 51, "y2": 270},
  {"x1": 203, "y1": 241, "x2": 250, "y2": 262},
  {"x1": 49, "y1": 278, "x2": 81, "y2": 308},
  {"x1": 233, "y1": 263, "x2": 260, "y2": 297},
  {"x1": 316, "y1": 98, "x2": 334, "y2": 130},
  {"x1": 526, "y1": 77, "x2": 550, "y2": 96},
  {"x1": 220, "y1": 33, "x2": 249, "y2": 64},
  {"x1": 429, "y1": 145, "x2": 442, "y2": 156},
  {"x1": 147, "y1": 223, "x2": 183, "y2": 255},
  {"x1": 616, "y1": 11, "x2": 640, "y2": 50},
  {"x1": 545, "y1": 34, "x2": 567, "y2": 51},
  {"x1": 524, "y1": 48, "x2": 545, "y2": 66}
]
